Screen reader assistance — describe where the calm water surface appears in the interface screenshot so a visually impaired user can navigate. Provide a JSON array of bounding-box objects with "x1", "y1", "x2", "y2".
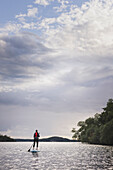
[{"x1": 0, "y1": 142, "x2": 113, "y2": 170}]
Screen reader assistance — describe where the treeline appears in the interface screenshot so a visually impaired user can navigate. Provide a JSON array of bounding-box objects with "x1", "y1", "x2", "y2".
[
  {"x1": 0, "y1": 134, "x2": 15, "y2": 142},
  {"x1": 72, "y1": 99, "x2": 113, "y2": 145}
]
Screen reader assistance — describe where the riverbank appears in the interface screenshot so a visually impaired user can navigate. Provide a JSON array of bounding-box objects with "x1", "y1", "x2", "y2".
[
  {"x1": 15, "y1": 136, "x2": 78, "y2": 142},
  {"x1": 0, "y1": 135, "x2": 78, "y2": 142},
  {"x1": 72, "y1": 99, "x2": 113, "y2": 145},
  {"x1": 0, "y1": 134, "x2": 15, "y2": 142}
]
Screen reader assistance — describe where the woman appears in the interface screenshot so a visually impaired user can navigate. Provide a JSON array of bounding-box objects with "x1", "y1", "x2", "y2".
[{"x1": 33, "y1": 130, "x2": 40, "y2": 150}]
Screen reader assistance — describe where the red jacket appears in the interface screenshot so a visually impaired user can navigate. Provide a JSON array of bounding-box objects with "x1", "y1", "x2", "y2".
[{"x1": 34, "y1": 132, "x2": 40, "y2": 138}]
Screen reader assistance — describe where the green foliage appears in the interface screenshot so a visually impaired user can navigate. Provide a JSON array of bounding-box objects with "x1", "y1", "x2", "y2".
[
  {"x1": 71, "y1": 128, "x2": 79, "y2": 139},
  {"x1": 100, "y1": 119, "x2": 113, "y2": 145},
  {"x1": 72, "y1": 99, "x2": 113, "y2": 145},
  {"x1": 0, "y1": 134, "x2": 15, "y2": 142}
]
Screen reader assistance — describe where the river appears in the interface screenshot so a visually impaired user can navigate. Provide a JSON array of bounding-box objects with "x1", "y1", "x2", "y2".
[{"x1": 0, "y1": 142, "x2": 113, "y2": 170}]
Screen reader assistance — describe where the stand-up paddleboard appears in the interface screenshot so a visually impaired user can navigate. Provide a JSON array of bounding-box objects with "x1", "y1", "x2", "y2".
[{"x1": 30, "y1": 150, "x2": 40, "y2": 153}]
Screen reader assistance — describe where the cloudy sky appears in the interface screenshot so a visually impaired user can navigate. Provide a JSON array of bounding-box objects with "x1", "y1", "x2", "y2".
[{"x1": 0, "y1": 0, "x2": 113, "y2": 139}]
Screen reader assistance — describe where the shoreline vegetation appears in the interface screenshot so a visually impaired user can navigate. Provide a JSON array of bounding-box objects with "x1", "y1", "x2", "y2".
[
  {"x1": 15, "y1": 136, "x2": 78, "y2": 142},
  {"x1": 72, "y1": 99, "x2": 113, "y2": 146},
  {"x1": 0, "y1": 135, "x2": 77, "y2": 142},
  {"x1": 0, "y1": 134, "x2": 15, "y2": 142}
]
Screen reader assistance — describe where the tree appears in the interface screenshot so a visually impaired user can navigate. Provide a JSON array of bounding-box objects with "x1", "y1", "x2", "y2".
[
  {"x1": 100, "y1": 119, "x2": 113, "y2": 145},
  {"x1": 71, "y1": 128, "x2": 79, "y2": 140},
  {"x1": 0, "y1": 134, "x2": 15, "y2": 142},
  {"x1": 72, "y1": 99, "x2": 113, "y2": 145}
]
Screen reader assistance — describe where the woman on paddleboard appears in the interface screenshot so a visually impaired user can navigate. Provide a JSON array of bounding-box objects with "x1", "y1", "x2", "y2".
[{"x1": 33, "y1": 130, "x2": 40, "y2": 150}]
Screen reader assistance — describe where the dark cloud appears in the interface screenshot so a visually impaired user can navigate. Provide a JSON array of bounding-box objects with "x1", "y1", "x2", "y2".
[{"x1": 0, "y1": 32, "x2": 52, "y2": 81}]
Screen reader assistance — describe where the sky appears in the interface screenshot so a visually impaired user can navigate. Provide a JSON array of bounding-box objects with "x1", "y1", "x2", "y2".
[{"x1": 0, "y1": 0, "x2": 113, "y2": 139}]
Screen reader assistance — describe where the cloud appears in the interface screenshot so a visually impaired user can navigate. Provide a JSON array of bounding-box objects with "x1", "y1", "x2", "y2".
[
  {"x1": 27, "y1": 7, "x2": 38, "y2": 17},
  {"x1": 41, "y1": 0, "x2": 113, "y2": 59},
  {"x1": 0, "y1": 22, "x2": 21, "y2": 33},
  {"x1": 0, "y1": 0, "x2": 113, "y2": 137},
  {"x1": 54, "y1": 0, "x2": 69, "y2": 12},
  {"x1": 15, "y1": 13, "x2": 26, "y2": 19},
  {"x1": 34, "y1": 0, "x2": 54, "y2": 6},
  {"x1": 1, "y1": 0, "x2": 113, "y2": 101},
  {"x1": 15, "y1": 7, "x2": 38, "y2": 21},
  {"x1": 0, "y1": 32, "x2": 52, "y2": 88}
]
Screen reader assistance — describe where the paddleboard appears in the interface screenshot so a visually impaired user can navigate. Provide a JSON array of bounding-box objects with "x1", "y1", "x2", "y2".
[{"x1": 30, "y1": 150, "x2": 40, "y2": 153}]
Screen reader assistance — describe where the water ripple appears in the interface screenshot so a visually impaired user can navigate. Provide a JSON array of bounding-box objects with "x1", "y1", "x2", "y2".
[{"x1": 0, "y1": 142, "x2": 113, "y2": 170}]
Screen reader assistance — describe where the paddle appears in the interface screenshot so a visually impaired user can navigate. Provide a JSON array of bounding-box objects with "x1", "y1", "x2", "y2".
[{"x1": 28, "y1": 144, "x2": 33, "y2": 152}]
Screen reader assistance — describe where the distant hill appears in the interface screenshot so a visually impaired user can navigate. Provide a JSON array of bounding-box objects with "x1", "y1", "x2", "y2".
[
  {"x1": 15, "y1": 136, "x2": 77, "y2": 142},
  {"x1": 0, "y1": 134, "x2": 15, "y2": 142},
  {"x1": 40, "y1": 136, "x2": 77, "y2": 142}
]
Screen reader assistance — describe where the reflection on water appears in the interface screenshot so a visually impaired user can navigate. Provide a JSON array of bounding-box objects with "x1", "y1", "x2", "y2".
[
  {"x1": 0, "y1": 142, "x2": 113, "y2": 170},
  {"x1": 32, "y1": 152, "x2": 39, "y2": 157}
]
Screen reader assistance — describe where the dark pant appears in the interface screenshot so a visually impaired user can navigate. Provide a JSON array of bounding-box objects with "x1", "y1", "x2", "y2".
[{"x1": 33, "y1": 138, "x2": 38, "y2": 148}]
